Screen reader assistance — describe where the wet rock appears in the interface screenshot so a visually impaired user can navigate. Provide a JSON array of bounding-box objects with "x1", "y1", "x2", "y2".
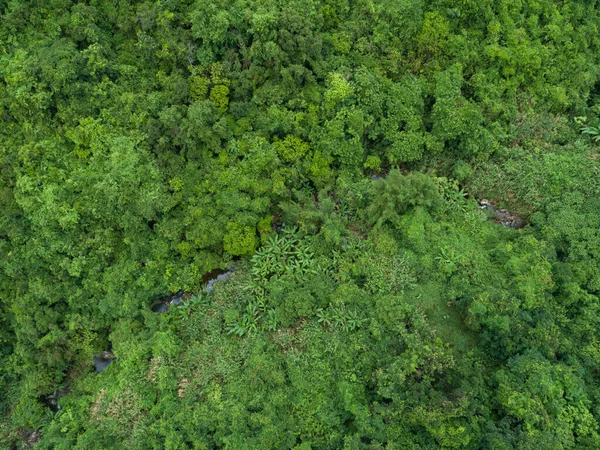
[
  {"x1": 93, "y1": 359, "x2": 112, "y2": 372},
  {"x1": 271, "y1": 214, "x2": 284, "y2": 232},
  {"x1": 152, "y1": 290, "x2": 185, "y2": 312},
  {"x1": 170, "y1": 290, "x2": 183, "y2": 306},
  {"x1": 40, "y1": 394, "x2": 60, "y2": 412},
  {"x1": 495, "y1": 209, "x2": 511, "y2": 220},
  {"x1": 41, "y1": 387, "x2": 70, "y2": 412},
  {"x1": 94, "y1": 351, "x2": 115, "y2": 373},
  {"x1": 370, "y1": 171, "x2": 388, "y2": 181},
  {"x1": 205, "y1": 268, "x2": 234, "y2": 292},
  {"x1": 152, "y1": 272, "x2": 235, "y2": 315},
  {"x1": 152, "y1": 302, "x2": 169, "y2": 313}
]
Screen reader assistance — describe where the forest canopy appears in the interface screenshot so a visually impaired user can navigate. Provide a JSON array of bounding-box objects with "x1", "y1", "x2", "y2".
[{"x1": 2, "y1": 0, "x2": 600, "y2": 448}]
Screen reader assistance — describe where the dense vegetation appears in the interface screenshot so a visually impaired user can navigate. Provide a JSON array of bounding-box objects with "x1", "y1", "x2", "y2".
[{"x1": 2, "y1": 0, "x2": 600, "y2": 448}]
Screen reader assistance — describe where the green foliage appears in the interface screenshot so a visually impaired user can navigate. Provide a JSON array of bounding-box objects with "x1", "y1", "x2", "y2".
[
  {"x1": 223, "y1": 222, "x2": 258, "y2": 256},
  {"x1": 432, "y1": 64, "x2": 497, "y2": 156},
  {"x1": 366, "y1": 170, "x2": 442, "y2": 227},
  {"x1": 274, "y1": 135, "x2": 310, "y2": 163},
  {"x1": 189, "y1": 75, "x2": 210, "y2": 100},
  {"x1": 578, "y1": 116, "x2": 600, "y2": 142},
  {"x1": 316, "y1": 303, "x2": 367, "y2": 331},
  {"x1": 250, "y1": 228, "x2": 317, "y2": 286},
  {"x1": 3, "y1": 0, "x2": 600, "y2": 447}
]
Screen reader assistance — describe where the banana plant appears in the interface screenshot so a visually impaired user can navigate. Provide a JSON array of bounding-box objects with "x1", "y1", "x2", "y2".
[{"x1": 578, "y1": 116, "x2": 600, "y2": 142}]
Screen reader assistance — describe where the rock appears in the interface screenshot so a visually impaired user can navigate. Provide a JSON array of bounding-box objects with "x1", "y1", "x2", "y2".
[
  {"x1": 479, "y1": 200, "x2": 526, "y2": 229},
  {"x1": 170, "y1": 290, "x2": 184, "y2": 306},
  {"x1": 94, "y1": 351, "x2": 115, "y2": 373},
  {"x1": 93, "y1": 358, "x2": 112, "y2": 373},
  {"x1": 272, "y1": 222, "x2": 285, "y2": 232},
  {"x1": 206, "y1": 268, "x2": 234, "y2": 292},
  {"x1": 93, "y1": 358, "x2": 113, "y2": 372},
  {"x1": 40, "y1": 386, "x2": 70, "y2": 413},
  {"x1": 25, "y1": 429, "x2": 42, "y2": 448},
  {"x1": 205, "y1": 278, "x2": 218, "y2": 292},
  {"x1": 152, "y1": 302, "x2": 169, "y2": 313},
  {"x1": 41, "y1": 394, "x2": 59, "y2": 412},
  {"x1": 99, "y1": 350, "x2": 114, "y2": 359},
  {"x1": 153, "y1": 290, "x2": 185, "y2": 311},
  {"x1": 510, "y1": 217, "x2": 525, "y2": 229}
]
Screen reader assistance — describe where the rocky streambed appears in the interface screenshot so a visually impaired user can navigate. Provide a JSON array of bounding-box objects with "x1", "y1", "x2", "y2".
[{"x1": 478, "y1": 199, "x2": 526, "y2": 229}]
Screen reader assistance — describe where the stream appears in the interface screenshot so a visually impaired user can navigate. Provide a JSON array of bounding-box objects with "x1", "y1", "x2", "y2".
[{"x1": 151, "y1": 267, "x2": 235, "y2": 313}]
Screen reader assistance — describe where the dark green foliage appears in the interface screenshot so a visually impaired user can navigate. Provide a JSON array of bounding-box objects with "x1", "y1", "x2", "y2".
[{"x1": 2, "y1": 0, "x2": 600, "y2": 447}]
